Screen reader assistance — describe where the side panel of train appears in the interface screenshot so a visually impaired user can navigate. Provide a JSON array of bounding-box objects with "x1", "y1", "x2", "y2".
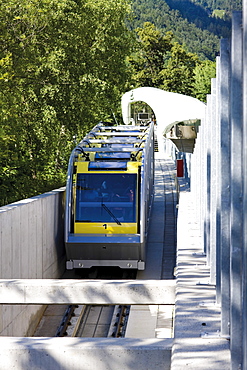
[{"x1": 64, "y1": 122, "x2": 154, "y2": 270}]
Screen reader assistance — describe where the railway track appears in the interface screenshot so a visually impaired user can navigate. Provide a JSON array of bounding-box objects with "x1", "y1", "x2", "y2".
[
  {"x1": 34, "y1": 268, "x2": 134, "y2": 338},
  {"x1": 35, "y1": 303, "x2": 131, "y2": 339},
  {"x1": 55, "y1": 304, "x2": 130, "y2": 338}
]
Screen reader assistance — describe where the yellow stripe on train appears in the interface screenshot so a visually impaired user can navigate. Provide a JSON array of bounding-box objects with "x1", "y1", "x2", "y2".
[{"x1": 74, "y1": 222, "x2": 138, "y2": 234}]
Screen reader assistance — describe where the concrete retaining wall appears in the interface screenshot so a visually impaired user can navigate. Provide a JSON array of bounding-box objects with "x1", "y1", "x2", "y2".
[
  {"x1": 0, "y1": 337, "x2": 173, "y2": 370},
  {"x1": 0, "y1": 188, "x2": 66, "y2": 336}
]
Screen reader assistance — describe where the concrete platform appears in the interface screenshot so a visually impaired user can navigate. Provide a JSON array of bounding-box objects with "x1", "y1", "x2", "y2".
[{"x1": 171, "y1": 191, "x2": 230, "y2": 369}]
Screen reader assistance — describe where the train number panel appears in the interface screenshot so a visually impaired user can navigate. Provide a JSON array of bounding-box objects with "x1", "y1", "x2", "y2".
[{"x1": 65, "y1": 122, "x2": 154, "y2": 270}]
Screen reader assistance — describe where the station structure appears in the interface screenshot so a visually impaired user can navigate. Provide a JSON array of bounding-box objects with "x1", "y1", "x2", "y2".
[{"x1": 0, "y1": 6, "x2": 247, "y2": 370}]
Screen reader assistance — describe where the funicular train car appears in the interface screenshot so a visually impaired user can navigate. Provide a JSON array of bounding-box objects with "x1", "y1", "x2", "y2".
[{"x1": 65, "y1": 121, "x2": 154, "y2": 270}]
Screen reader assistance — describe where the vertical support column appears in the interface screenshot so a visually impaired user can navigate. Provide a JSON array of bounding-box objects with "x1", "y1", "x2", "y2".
[
  {"x1": 194, "y1": 117, "x2": 203, "y2": 238},
  {"x1": 242, "y1": 2, "x2": 247, "y2": 369},
  {"x1": 219, "y1": 38, "x2": 231, "y2": 339},
  {"x1": 191, "y1": 114, "x2": 203, "y2": 249},
  {"x1": 190, "y1": 143, "x2": 196, "y2": 202},
  {"x1": 200, "y1": 117, "x2": 206, "y2": 248},
  {"x1": 209, "y1": 78, "x2": 217, "y2": 285},
  {"x1": 215, "y1": 56, "x2": 222, "y2": 301},
  {"x1": 196, "y1": 123, "x2": 202, "y2": 237},
  {"x1": 205, "y1": 95, "x2": 212, "y2": 260},
  {"x1": 230, "y1": 11, "x2": 243, "y2": 370}
]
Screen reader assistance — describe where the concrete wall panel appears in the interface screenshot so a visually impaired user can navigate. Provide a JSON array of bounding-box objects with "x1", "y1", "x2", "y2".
[
  {"x1": 19, "y1": 203, "x2": 30, "y2": 278},
  {"x1": 11, "y1": 206, "x2": 21, "y2": 278},
  {"x1": 35, "y1": 199, "x2": 43, "y2": 279},
  {"x1": 0, "y1": 188, "x2": 66, "y2": 336},
  {"x1": 0, "y1": 306, "x2": 2, "y2": 333},
  {"x1": 2, "y1": 305, "x2": 12, "y2": 334},
  {"x1": 28, "y1": 201, "x2": 38, "y2": 279},
  {"x1": 1, "y1": 210, "x2": 12, "y2": 278}
]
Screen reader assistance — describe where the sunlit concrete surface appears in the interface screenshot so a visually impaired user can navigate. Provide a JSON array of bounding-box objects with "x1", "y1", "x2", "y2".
[
  {"x1": 171, "y1": 192, "x2": 230, "y2": 369},
  {"x1": 0, "y1": 279, "x2": 175, "y2": 305},
  {"x1": 125, "y1": 305, "x2": 159, "y2": 338},
  {"x1": 125, "y1": 305, "x2": 174, "y2": 339},
  {"x1": 0, "y1": 337, "x2": 173, "y2": 370}
]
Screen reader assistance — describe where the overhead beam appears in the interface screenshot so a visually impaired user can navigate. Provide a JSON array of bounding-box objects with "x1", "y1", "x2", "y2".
[{"x1": 0, "y1": 279, "x2": 176, "y2": 305}]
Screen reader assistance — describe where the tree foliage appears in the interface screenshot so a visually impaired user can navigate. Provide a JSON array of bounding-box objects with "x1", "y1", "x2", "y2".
[
  {"x1": 128, "y1": 23, "x2": 174, "y2": 87},
  {"x1": 129, "y1": 22, "x2": 214, "y2": 99},
  {"x1": 0, "y1": 0, "x2": 133, "y2": 205},
  {"x1": 189, "y1": 0, "x2": 242, "y2": 12},
  {"x1": 192, "y1": 60, "x2": 216, "y2": 102},
  {"x1": 1, "y1": 0, "x2": 220, "y2": 206},
  {"x1": 128, "y1": 0, "x2": 222, "y2": 61},
  {"x1": 161, "y1": 42, "x2": 199, "y2": 96}
]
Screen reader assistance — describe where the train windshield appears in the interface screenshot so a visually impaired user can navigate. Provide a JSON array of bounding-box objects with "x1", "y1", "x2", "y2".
[{"x1": 75, "y1": 173, "x2": 137, "y2": 223}]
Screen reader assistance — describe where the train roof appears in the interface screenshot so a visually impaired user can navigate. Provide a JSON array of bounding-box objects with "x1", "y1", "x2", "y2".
[{"x1": 70, "y1": 122, "x2": 154, "y2": 170}]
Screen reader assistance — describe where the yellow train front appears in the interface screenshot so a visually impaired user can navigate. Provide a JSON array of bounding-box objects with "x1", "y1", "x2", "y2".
[{"x1": 65, "y1": 122, "x2": 154, "y2": 270}]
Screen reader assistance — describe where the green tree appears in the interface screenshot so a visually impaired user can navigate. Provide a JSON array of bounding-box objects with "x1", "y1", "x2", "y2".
[
  {"x1": 129, "y1": 22, "x2": 174, "y2": 87},
  {"x1": 0, "y1": 0, "x2": 133, "y2": 205},
  {"x1": 129, "y1": 22, "x2": 199, "y2": 97},
  {"x1": 161, "y1": 42, "x2": 199, "y2": 96},
  {"x1": 129, "y1": 0, "x2": 221, "y2": 60},
  {"x1": 192, "y1": 60, "x2": 216, "y2": 102}
]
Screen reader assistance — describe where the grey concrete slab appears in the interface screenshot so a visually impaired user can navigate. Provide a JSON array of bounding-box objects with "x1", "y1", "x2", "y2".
[
  {"x1": 0, "y1": 279, "x2": 176, "y2": 305},
  {"x1": 0, "y1": 337, "x2": 173, "y2": 370}
]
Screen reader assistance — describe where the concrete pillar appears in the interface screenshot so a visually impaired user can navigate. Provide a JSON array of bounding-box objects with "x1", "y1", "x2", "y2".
[
  {"x1": 209, "y1": 78, "x2": 217, "y2": 285},
  {"x1": 200, "y1": 117, "x2": 206, "y2": 247},
  {"x1": 230, "y1": 11, "x2": 243, "y2": 370},
  {"x1": 242, "y1": 2, "x2": 247, "y2": 369},
  {"x1": 205, "y1": 95, "x2": 212, "y2": 260},
  {"x1": 215, "y1": 56, "x2": 222, "y2": 301},
  {"x1": 219, "y1": 38, "x2": 231, "y2": 339}
]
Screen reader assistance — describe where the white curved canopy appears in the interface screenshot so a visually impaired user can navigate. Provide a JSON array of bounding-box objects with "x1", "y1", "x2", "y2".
[{"x1": 122, "y1": 86, "x2": 204, "y2": 128}]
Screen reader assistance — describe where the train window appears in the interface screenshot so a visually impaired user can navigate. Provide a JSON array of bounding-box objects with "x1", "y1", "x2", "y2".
[
  {"x1": 88, "y1": 162, "x2": 127, "y2": 170},
  {"x1": 94, "y1": 152, "x2": 131, "y2": 160},
  {"x1": 75, "y1": 173, "x2": 137, "y2": 223}
]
